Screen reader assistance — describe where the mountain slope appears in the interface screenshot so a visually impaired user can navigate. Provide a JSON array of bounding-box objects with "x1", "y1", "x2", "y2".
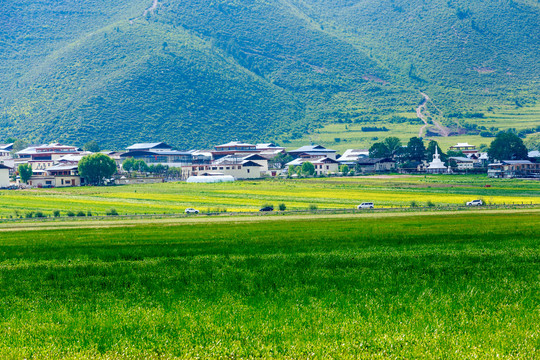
[{"x1": 0, "y1": 0, "x2": 538, "y2": 148}]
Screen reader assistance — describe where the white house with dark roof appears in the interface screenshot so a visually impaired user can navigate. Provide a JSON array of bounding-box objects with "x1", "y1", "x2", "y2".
[
  {"x1": 0, "y1": 163, "x2": 11, "y2": 188},
  {"x1": 285, "y1": 156, "x2": 339, "y2": 175},
  {"x1": 288, "y1": 145, "x2": 337, "y2": 160},
  {"x1": 338, "y1": 149, "x2": 369, "y2": 166},
  {"x1": 488, "y1": 160, "x2": 540, "y2": 178},
  {"x1": 126, "y1": 142, "x2": 173, "y2": 152},
  {"x1": 122, "y1": 142, "x2": 192, "y2": 167},
  {"x1": 181, "y1": 160, "x2": 262, "y2": 180}
]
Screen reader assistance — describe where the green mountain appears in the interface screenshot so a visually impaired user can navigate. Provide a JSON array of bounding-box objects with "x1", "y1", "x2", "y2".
[{"x1": 1, "y1": 0, "x2": 539, "y2": 149}]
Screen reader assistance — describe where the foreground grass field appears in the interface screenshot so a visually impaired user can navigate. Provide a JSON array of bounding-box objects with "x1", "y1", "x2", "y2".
[
  {"x1": 0, "y1": 175, "x2": 538, "y2": 217},
  {"x1": 0, "y1": 210, "x2": 539, "y2": 358}
]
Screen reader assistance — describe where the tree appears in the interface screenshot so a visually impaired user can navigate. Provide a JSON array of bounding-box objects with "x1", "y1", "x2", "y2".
[
  {"x1": 18, "y1": 164, "x2": 33, "y2": 184},
  {"x1": 122, "y1": 158, "x2": 136, "y2": 172},
  {"x1": 406, "y1": 137, "x2": 426, "y2": 162},
  {"x1": 369, "y1": 142, "x2": 390, "y2": 158},
  {"x1": 301, "y1": 161, "x2": 315, "y2": 176},
  {"x1": 383, "y1": 137, "x2": 402, "y2": 157},
  {"x1": 524, "y1": 133, "x2": 540, "y2": 152},
  {"x1": 488, "y1": 131, "x2": 528, "y2": 161},
  {"x1": 83, "y1": 140, "x2": 101, "y2": 153},
  {"x1": 287, "y1": 165, "x2": 298, "y2": 177},
  {"x1": 269, "y1": 153, "x2": 293, "y2": 169},
  {"x1": 78, "y1": 153, "x2": 116, "y2": 185},
  {"x1": 12, "y1": 139, "x2": 27, "y2": 153},
  {"x1": 425, "y1": 140, "x2": 446, "y2": 162},
  {"x1": 339, "y1": 164, "x2": 349, "y2": 174},
  {"x1": 135, "y1": 160, "x2": 149, "y2": 172}
]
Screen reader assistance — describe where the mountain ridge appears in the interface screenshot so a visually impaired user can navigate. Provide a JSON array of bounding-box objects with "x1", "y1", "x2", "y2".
[{"x1": 1, "y1": 0, "x2": 538, "y2": 148}]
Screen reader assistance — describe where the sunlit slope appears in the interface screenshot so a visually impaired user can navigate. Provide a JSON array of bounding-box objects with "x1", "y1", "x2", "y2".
[{"x1": 0, "y1": 0, "x2": 538, "y2": 148}]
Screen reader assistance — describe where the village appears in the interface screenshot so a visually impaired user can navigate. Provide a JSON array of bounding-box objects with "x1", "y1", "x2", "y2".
[{"x1": 0, "y1": 136, "x2": 539, "y2": 188}]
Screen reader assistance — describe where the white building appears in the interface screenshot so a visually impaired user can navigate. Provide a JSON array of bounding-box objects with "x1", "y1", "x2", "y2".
[
  {"x1": 448, "y1": 156, "x2": 475, "y2": 170},
  {"x1": 338, "y1": 149, "x2": 369, "y2": 167},
  {"x1": 0, "y1": 163, "x2": 11, "y2": 188},
  {"x1": 182, "y1": 160, "x2": 262, "y2": 180},
  {"x1": 426, "y1": 148, "x2": 448, "y2": 174}
]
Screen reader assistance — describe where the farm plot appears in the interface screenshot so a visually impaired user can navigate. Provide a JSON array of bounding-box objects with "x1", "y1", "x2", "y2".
[{"x1": 0, "y1": 211, "x2": 538, "y2": 358}]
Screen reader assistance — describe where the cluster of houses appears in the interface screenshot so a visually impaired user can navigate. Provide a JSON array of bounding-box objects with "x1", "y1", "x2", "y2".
[{"x1": 0, "y1": 140, "x2": 539, "y2": 188}]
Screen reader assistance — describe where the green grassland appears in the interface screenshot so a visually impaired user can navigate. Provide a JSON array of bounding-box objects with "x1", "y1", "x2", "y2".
[
  {"x1": 290, "y1": 104, "x2": 540, "y2": 152},
  {"x1": 0, "y1": 211, "x2": 538, "y2": 358},
  {"x1": 0, "y1": 176, "x2": 538, "y2": 218}
]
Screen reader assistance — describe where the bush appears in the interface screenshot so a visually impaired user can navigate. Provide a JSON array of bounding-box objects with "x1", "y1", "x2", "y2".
[
  {"x1": 410, "y1": 201, "x2": 418, "y2": 208},
  {"x1": 53, "y1": 210, "x2": 61, "y2": 217},
  {"x1": 107, "y1": 209, "x2": 119, "y2": 216},
  {"x1": 309, "y1": 204, "x2": 318, "y2": 211},
  {"x1": 76, "y1": 211, "x2": 86, "y2": 217},
  {"x1": 87, "y1": 210, "x2": 93, "y2": 217},
  {"x1": 278, "y1": 203, "x2": 286, "y2": 211},
  {"x1": 67, "y1": 211, "x2": 75, "y2": 217},
  {"x1": 35, "y1": 211, "x2": 45, "y2": 218},
  {"x1": 25, "y1": 212, "x2": 34, "y2": 218},
  {"x1": 427, "y1": 200, "x2": 436, "y2": 207}
]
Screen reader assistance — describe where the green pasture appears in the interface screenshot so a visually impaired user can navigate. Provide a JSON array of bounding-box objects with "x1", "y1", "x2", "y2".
[
  {"x1": 0, "y1": 211, "x2": 538, "y2": 358},
  {"x1": 0, "y1": 175, "x2": 538, "y2": 218},
  {"x1": 288, "y1": 104, "x2": 540, "y2": 152}
]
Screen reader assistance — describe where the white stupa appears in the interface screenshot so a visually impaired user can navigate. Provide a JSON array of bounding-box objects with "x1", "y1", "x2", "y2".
[{"x1": 426, "y1": 147, "x2": 447, "y2": 174}]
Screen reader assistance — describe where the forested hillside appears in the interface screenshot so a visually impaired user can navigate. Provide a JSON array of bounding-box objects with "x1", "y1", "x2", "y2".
[{"x1": 0, "y1": 0, "x2": 538, "y2": 148}]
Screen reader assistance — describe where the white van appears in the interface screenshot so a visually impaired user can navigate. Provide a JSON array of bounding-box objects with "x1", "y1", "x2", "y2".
[{"x1": 357, "y1": 202, "x2": 374, "y2": 209}]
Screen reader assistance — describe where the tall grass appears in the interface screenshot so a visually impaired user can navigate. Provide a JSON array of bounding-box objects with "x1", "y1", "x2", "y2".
[{"x1": 0, "y1": 212, "x2": 538, "y2": 357}]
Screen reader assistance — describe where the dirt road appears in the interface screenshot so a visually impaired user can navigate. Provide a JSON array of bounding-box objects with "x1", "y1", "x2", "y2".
[
  {"x1": 416, "y1": 92, "x2": 451, "y2": 137},
  {"x1": 1, "y1": 208, "x2": 537, "y2": 232}
]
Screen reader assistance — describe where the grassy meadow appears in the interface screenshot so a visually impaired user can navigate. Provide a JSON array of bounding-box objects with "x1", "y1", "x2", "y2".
[
  {"x1": 0, "y1": 175, "x2": 537, "y2": 218},
  {"x1": 288, "y1": 104, "x2": 540, "y2": 152},
  {"x1": 0, "y1": 211, "x2": 538, "y2": 358}
]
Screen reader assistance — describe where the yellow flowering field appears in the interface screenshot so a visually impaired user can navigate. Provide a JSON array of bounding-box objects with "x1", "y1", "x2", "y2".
[{"x1": 0, "y1": 175, "x2": 537, "y2": 217}]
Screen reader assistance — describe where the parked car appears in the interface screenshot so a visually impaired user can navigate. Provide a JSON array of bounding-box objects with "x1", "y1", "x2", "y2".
[
  {"x1": 466, "y1": 199, "x2": 483, "y2": 206},
  {"x1": 184, "y1": 208, "x2": 199, "y2": 214},
  {"x1": 259, "y1": 206, "x2": 274, "y2": 212},
  {"x1": 357, "y1": 202, "x2": 374, "y2": 209}
]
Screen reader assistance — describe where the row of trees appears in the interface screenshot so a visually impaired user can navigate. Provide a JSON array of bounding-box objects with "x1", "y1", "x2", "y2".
[{"x1": 369, "y1": 131, "x2": 530, "y2": 164}]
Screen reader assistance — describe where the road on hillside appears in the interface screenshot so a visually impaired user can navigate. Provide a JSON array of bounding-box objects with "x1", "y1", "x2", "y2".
[{"x1": 416, "y1": 92, "x2": 451, "y2": 137}]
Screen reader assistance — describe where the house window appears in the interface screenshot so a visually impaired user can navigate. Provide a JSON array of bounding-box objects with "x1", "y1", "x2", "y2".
[
  {"x1": 226, "y1": 167, "x2": 230, "y2": 170},
  {"x1": 247, "y1": 169, "x2": 250, "y2": 173},
  {"x1": 326, "y1": 166, "x2": 329, "y2": 170}
]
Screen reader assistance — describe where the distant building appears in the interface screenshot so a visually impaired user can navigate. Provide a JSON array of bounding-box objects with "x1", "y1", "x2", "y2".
[
  {"x1": 285, "y1": 156, "x2": 339, "y2": 175},
  {"x1": 256, "y1": 143, "x2": 286, "y2": 159},
  {"x1": 288, "y1": 145, "x2": 337, "y2": 160},
  {"x1": 338, "y1": 149, "x2": 369, "y2": 166},
  {"x1": 126, "y1": 142, "x2": 173, "y2": 152},
  {"x1": 529, "y1": 150, "x2": 540, "y2": 161},
  {"x1": 46, "y1": 164, "x2": 83, "y2": 187},
  {"x1": 448, "y1": 157, "x2": 475, "y2": 170},
  {"x1": 212, "y1": 141, "x2": 259, "y2": 159},
  {"x1": 449, "y1": 143, "x2": 477, "y2": 155},
  {"x1": 181, "y1": 160, "x2": 262, "y2": 180},
  {"x1": 0, "y1": 163, "x2": 11, "y2": 188},
  {"x1": 356, "y1": 158, "x2": 396, "y2": 173},
  {"x1": 312, "y1": 157, "x2": 340, "y2": 175},
  {"x1": 187, "y1": 175, "x2": 235, "y2": 183},
  {"x1": 488, "y1": 160, "x2": 540, "y2": 178},
  {"x1": 214, "y1": 154, "x2": 270, "y2": 174},
  {"x1": 122, "y1": 142, "x2": 192, "y2": 167},
  {"x1": 426, "y1": 148, "x2": 448, "y2": 174},
  {"x1": 17, "y1": 143, "x2": 81, "y2": 161},
  {"x1": 0, "y1": 143, "x2": 13, "y2": 152}
]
